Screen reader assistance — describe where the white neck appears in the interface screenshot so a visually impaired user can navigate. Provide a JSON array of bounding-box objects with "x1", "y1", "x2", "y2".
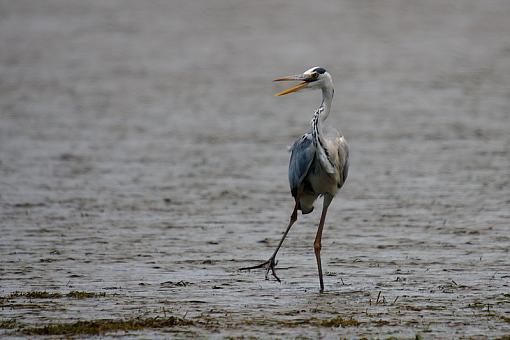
[
  {"x1": 319, "y1": 84, "x2": 335, "y2": 121},
  {"x1": 310, "y1": 84, "x2": 336, "y2": 173},
  {"x1": 311, "y1": 85, "x2": 334, "y2": 136},
  {"x1": 319, "y1": 86, "x2": 334, "y2": 121},
  {"x1": 310, "y1": 72, "x2": 335, "y2": 134}
]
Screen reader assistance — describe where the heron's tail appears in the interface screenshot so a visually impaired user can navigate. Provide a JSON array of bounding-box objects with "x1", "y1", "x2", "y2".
[
  {"x1": 298, "y1": 195, "x2": 315, "y2": 215},
  {"x1": 300, "y1": 205, "x2": 314, "y2": 214}
]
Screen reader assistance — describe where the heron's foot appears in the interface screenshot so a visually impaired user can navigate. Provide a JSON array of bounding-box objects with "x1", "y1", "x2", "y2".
[{"x1": 239, "y1": 257, "x2": 281, "y2": 282}]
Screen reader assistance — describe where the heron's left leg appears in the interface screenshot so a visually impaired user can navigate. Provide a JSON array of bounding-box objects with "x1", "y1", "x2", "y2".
[
  {"x1": 314, "y1": 195, "x2": 333, "y2": 293},
  {"x1": 239, "y1": 197, "x2": 300, "y2": 281}
]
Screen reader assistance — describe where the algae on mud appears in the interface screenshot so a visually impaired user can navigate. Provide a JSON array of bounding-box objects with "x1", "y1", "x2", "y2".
[
  {"x1": 21, "y1": 316, "x2": 193, "y2": 336},
  {"x1": 4, "y1": 291, "x2": 106, "y2": 299}
]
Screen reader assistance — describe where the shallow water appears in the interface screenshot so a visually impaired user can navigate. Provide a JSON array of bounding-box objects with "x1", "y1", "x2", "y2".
[{"x1": 1, "y1": 0, "x2": 509, "y2": 337}]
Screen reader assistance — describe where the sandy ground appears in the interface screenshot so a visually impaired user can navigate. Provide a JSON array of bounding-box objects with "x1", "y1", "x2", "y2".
[{"x1": 1, "y1": 0, "x2": 509, "y2": 338}]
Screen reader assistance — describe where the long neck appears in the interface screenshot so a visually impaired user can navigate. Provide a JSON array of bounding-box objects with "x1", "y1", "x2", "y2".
[
  {"x1": 319, "y1": 86, "x2": 334, "y2": 121},
  {"x1": 310, "y1": 85, "x2": 335, "y2": 170},
  {"x1": 311, "y1": 85, "x2": 334, "y2": 138}
]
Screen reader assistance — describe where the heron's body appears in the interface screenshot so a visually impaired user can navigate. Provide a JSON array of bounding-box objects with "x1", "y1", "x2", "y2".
[
  {"x1": 240, "y1": 66, "x2": 349, "y2": 292},
  {"x1": 290, "y1": 123, "x2": 349, "y2": 215}
]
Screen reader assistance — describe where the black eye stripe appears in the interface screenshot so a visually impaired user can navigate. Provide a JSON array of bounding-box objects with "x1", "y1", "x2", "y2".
[{"x1": 313, "y1": 67, "x2": 326, "y2": 74}]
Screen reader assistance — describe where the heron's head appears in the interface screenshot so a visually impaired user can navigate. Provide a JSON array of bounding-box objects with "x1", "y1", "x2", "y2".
[{"x1": 273, "y1": 67, "x2": 333, "y2": 96}]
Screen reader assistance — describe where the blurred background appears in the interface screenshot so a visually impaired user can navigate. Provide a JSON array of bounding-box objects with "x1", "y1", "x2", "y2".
[{"x1": 1, "y1": 0, "x2": 509, "y2": 337}]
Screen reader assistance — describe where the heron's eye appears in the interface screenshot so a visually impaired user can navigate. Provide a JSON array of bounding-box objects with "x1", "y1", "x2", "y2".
[{"x1": 310, "y1": 72, "x2": 319, "y2": 80}]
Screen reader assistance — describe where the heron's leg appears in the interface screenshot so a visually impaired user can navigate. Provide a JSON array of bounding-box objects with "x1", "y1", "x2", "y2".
[
  {"x1": 239, "y1": 198, "x2": 299, "y2": 282},
  {"x1": 268, "y1": 200, "x2": 298, "y2": 261},
  {"x1": 314, "y1": 195, "x2": 333, "y2": 293}
]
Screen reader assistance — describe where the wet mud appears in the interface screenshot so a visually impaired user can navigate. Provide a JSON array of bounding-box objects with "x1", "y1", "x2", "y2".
[{"x1": 1, "y1": 0, "x2": 509, "y2": 338}]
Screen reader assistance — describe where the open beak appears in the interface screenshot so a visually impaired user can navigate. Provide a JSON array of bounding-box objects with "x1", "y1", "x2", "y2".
[{"x1": 273, "y1": 74, "x2": 309, "y2": 96}]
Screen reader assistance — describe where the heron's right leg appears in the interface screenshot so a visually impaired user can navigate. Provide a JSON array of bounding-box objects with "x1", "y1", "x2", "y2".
[
  {"x1": 239, "y1": 198, "x2": 299, "y2": 281},
  {"x1": 313, "y1": 195, "x2": 333, "y2": 293}
]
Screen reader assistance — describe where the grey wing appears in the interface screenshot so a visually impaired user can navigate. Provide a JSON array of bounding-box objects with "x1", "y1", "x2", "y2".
[
  {"x1": 323, "y1": 127, "x2": 349, "y2": 186},
  {"x1": 288, "y1": 133, "x2": 316, "y2": 197},
  {"x1": 337, "y1": 136, "x2": 349, "y2": 186}
]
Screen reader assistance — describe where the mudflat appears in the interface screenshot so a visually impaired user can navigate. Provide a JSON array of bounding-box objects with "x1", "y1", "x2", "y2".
[{"x1": 1, "y1": 0, "x2": 509, "y2": 338}]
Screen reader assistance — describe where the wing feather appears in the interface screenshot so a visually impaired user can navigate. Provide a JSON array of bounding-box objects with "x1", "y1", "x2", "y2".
[
  {"x1": 337, "y1": 136, "x2": 349, "y2": 185},
  {"x1": 288, "y1": 133, "x2": 315, "y2": 197}
]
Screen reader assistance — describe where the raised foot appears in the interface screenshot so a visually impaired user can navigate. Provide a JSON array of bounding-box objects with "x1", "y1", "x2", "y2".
[{"x1": 239, "y1": 257, "x2": 281, "y2": 282}]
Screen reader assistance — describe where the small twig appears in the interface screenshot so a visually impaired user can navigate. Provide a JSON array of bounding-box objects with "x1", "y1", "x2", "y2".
[
  {"x1": 340, "y1": 278, "x2": 345, "y2": 285},
  {"x1": 393, "y1": 296, "x2": 399, "y2": 305},
  {"x1": 451, "y1": 280, "x2": 457, "y2": 286},
  {"x1": 376, "y1": 291, "x2": 381, "y2": 305}
]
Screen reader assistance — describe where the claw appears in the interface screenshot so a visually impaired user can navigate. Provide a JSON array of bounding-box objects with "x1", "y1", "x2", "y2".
[
  {"x1": 240, "y1": 257, "x2": 281, "y2": 282},
  {"x1": 265, "y1": 258, "x2": 280, "y2": 282}
]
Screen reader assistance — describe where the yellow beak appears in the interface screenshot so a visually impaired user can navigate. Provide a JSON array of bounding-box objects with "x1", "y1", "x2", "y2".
[{"x1": 273, "y1": 75, "x2": 309, "y2": 96}]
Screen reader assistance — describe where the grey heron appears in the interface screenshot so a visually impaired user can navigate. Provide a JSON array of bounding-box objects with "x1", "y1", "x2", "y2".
[{"x1": 240, "y1": 67, "x2": 349, "y2": 293}]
